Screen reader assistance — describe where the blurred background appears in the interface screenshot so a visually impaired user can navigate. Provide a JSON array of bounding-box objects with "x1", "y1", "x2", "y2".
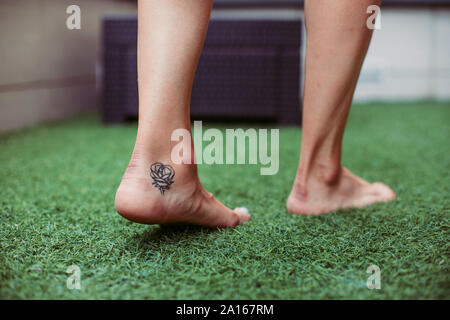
[{"x1": 0, "y1": 0, "x2": 449, "y2": 133}]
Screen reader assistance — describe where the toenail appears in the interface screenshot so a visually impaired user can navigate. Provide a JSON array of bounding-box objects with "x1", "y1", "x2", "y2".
[{"x1": 238, "y1": 207, "x2": 249, "y2": 214}]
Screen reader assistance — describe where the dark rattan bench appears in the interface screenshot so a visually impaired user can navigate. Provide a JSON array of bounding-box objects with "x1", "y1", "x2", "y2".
[{"x1": 102, "y1": 16, "x2": 302, "y2": 125}]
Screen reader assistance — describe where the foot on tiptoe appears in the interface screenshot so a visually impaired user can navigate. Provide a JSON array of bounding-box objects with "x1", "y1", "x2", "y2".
[{"x1": 115, "y1": 151, "x2": 251, "y2": 228}]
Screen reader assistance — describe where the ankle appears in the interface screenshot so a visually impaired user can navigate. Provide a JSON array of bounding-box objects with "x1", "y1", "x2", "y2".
[
  {"x1": 295, "y1": 162, "x2": 343, "y2": 188},
  {"x1": 123, "y1": 143, "x2": 200, "y2": 189}
]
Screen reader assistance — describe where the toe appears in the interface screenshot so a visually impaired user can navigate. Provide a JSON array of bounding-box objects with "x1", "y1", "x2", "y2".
[
  {"x1": 237, "y1": 206, "x2": 249, "y2": 214},
  {"x1": 372, "y1": 182, "x2": 396, "y2": 201},
  {"x1": 234, "y1": 207, "x2": 251, "y2": 223}
]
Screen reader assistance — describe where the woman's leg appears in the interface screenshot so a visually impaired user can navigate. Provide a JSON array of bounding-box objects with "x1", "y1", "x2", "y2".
[
  {"x1": 115, "y1": 0, "x2": 250, "y2": 227},
  {"x1": 287, "y1": 0, "x2": 395, "y2": 215}
]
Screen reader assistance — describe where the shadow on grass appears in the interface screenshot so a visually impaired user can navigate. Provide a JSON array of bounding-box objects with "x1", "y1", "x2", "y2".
[{"x1": 126, "y1": 224, "x2": 220, "y2": 251}]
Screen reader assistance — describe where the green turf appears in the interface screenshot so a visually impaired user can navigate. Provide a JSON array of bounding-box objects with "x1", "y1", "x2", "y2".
[{"x1": 0, "y1": 102, "x2": 449, "y2": 299}]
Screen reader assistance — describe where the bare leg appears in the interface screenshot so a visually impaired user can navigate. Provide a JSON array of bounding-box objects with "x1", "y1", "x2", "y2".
[
  {"x1": 115, "y1": 0, "x2": 250, "y2": 227},
  {"x1": 287, "y1": 0, "x2": 395, "y2": 215}
]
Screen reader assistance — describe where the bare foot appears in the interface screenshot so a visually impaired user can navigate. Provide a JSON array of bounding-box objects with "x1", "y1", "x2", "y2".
[
  {"x1": 287, "y1": 167, "x2": 396, "y2": 215},
  {"x1": 115, "y1": 151, "x2": 251, "y2": 228}
]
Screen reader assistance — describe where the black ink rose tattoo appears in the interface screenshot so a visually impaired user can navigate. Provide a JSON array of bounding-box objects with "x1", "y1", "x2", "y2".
[{"x1": 150, "y1": 162, "x2": 175, "y2": 195}]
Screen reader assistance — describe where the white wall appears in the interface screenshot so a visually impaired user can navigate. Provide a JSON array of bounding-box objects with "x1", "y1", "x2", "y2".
[
  {"x1": 0, "y1": 0, "x2": 137, "y2": 133},
  {"x1": 357, "y1": 7, "x2": 450, "y2": 101}
]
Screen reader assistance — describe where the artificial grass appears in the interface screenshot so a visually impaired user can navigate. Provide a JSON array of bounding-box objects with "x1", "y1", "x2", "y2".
[{"x1": 0, "y1": 102, "x2": 449, "y2": 299}]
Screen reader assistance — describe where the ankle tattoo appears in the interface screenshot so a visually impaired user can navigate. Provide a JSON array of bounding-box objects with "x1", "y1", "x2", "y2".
[{"x1": 150, "y1": 162, "x2": 175, "y2": 195}]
